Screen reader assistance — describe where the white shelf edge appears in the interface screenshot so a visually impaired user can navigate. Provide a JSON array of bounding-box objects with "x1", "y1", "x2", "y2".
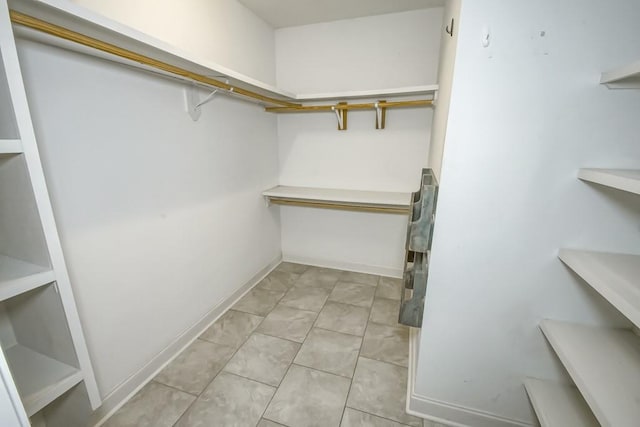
[
  {"x1": 524, "y1": 377, "x2": 598, "y2": 427},
  {"x1": 294, "y1": 84, "x2": 439, "y2": 101},
  {"x1": 540, "y1": 320, "x2": 640, "y2": 427},
  {"x1": 0, "y1": 139, "x2": 22, "y2": 154},
  {"x1": 5, "y1": 344, "x2": 83, "y2": 416},
  {"x1": 600, "y1": 60, "x2": 640, "y2": 89},
  {"x1": 578, "y1": 168, "x2": 640, "y2": 196},
  {"x1": 559, "y1": 249, "x2": 640, "y2": 329},
  {"x1": 0, "y1": 255, "x2": 55, "y2": 302},
  {"x1": 262, "y1": 185, "x2": 412, "y2": 210}
]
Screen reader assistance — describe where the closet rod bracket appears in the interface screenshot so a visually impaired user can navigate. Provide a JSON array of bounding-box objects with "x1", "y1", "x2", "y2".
[
  {"x1": 332, "y1": 102, "x2": 348, "y2": 130},
  {"x1": 184, "y1": 82, "x2": 234, "y2": 121},
  {"x1": 374, "y1": 101, "x2": 386, "y2": 130}
]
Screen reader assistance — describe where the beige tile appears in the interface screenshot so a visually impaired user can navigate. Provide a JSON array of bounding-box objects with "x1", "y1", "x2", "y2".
[
  {"x1": 315, "y1": 301, "x2": 370, "y2": 336},
  {"x1": 257, "y1": 304, "x2": 317, "y2": 342},
  {"x1": 369, "y1": 298, "x2": 401, "y2": 326},
  {"x1": 294, "y1": 328, "x2": 362, "y2": 378},
  {"x1": 296, "y1": 266, "x2": 341, "y2": 290},
  {"x1": 279, "y1": 284, "x2": 332, "y2": 312},
  {"x1": 199, "y1": 310, "x2": 263, "y2": 348},
  {"x1": 347, "y1": 358, "x2": 422, "y2": 426},
  {"x1": 361, "y1": 323, "x2": 409, "y2": 367},
  {"x1": 339, "y1": 271, "x2": 379, "y2": 286},
  {"x1": 275, "y1": 261, "x2": 309, "y2": 274},
  {"x1": 329, "y1": 282, "x2": 376, "y2": 308},
  {"x1": 103, "y1": 381, "x2": 194, "y2": 427},
  {"x1": 264, "y1": 364, "x2": 351, "y2": 427},
  {"x1": 233, "y1": 287, "x2": 285, "y2": 316},
  {"x1": 258, "y1": 420, "x2": 286, "y2": 427},
  {"x1": 154, "y1": 339, "x2": 235, "y2": 394},
  {"x1": 224, "y1": 333, "x2": 300, "y2": 386},
  {"x1": 376, "y1": 277, "x2": 403, "y2": 301},
  {"x1": 257, "y1": 270, "x2": 300, "y2": 292},
  {"x1": 341, "y1": 408, "x2": 411, "y2": 427},
  {"x1": 176, "y1": 372, "x2": 274, "y2": 427}
]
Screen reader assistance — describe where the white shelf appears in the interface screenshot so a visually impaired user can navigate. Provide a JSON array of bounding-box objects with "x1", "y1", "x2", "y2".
[
  {"x1": 263, "y1": 185, "x2": 412, "y2": 214},
  {"x1": 0, "y1": 255, "x2": 55, "y2": 302},
  {"x1": 600, "y1": 60, "x2": 640, "y2": 89},
  {"x1": 5, "y1": 344, "x2": 83, "y2": 416},
  {"x1": 540, "y1": 320, "x2": 640, "y2": 427},
  {"x1": 524, "y1": 378, "x2": 598, "y2": 427},
  {"x1": 578, "y1": 168, "x2": 640, "y2": 195},
  {"x1": 295, "y1": 85, "x2": 439, "y2": 101},
  {"x1": 0, "y1": 139, "x2": 21, "y2": 154},
  {"x1": 559, "y1": 249, "x2": 640, "y2": 328}
]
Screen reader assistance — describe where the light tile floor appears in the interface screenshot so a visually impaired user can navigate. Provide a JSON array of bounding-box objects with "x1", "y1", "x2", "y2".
[{"x1": 104, "y1": 262, "x2": 445, "y2": 427}]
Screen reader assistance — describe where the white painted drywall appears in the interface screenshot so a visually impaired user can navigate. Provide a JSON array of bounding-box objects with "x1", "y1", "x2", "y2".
[
  {"x1": 16, "y1": 38, "x2": 281, "y2": 398},
  {"x1": 70, "y1": 0, "x2": 277, "y2": 84},
  {"x1": 415, "y1": 0, "x2": 640, "y2": 425},
  {"x1": 275, "y1": 9, "x2": 442, "y2": 274}
]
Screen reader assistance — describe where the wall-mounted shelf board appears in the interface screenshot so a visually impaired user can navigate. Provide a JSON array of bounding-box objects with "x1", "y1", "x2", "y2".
[
  {"x1": 559, "y1": 249, "x2": 640, "y2": 328},
  {"x1": 0, "y1": 255, "x2": 55, "y2": 302},
  {"x1": 5, "y1": 344, "x2": 83, "y2": 416},
  {"x1": 524, "y1": 378, "x2": 598, "y2": 427},
  {"x1": 263, "y1": 185, "x2": 411, "y2": 214},
  {"x1": 295, "y1": 85, "x2": 439, "y2": 101},
  {"x1": 540, "y1": 320, "x2": 640, "y2": 427},
  {"x1": 578, "y1": 168, "x2": 640, "y2": 196},
  {"x1": 0, "y1": 139, "x2": 22, "y2": 154},
  {"x1": 600, "y1": 60, "x2": 640, "y2": 88}
]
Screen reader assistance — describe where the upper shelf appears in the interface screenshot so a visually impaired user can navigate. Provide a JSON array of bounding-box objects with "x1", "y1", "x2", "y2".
[
  {"x1": 578, "y1": 168, "x2": 640, "y2": 196},
  {"x1": 600, "y1": 60, "x2": 640, "y2": 89},
  {"x1": 296, "y1": 85, "x2": 439, "y2": 101}
]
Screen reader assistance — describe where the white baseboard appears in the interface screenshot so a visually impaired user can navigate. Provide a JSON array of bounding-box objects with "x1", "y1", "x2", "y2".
[
  {"x1": 282, "y1": 254, "x2": 403, "y2": 278},
  {"x1": 406, "y1": 329, "x2": 533, "y2": 427},
  {"x1": 90, "y1": 255, "x2": 283, "y2": 426}
]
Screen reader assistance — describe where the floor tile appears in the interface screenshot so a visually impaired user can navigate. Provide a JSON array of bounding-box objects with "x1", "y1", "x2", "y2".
[
  {"x1": 257, "y1": 304, "x2": 317, "y2": 342},
  {"x1": 199, "y1": 310, "x2": 263, "y2": 348},
  {"x1": 275, "y1": 261, "x2": 309, "y2": 274},
  {"x1": 376, "y1": 277, "x2": 403, "y2": 301},
  {"x1": 279, "y1": 284, "x2": 332, "y2": 312},
  {"x1": 257, "y1": 270, "x2": 300, "y2": 292},
  {"x1": 224, "y1": 333, "x2": 300, "y2": 386},
  {"x1": 154, "y1": 339, "x2": 236, "y2": 394},
  {"x1": 103, "y1": 381, "x2": 194, "y2": 427},
  {"x1": 258, "y1": 420, "x2": 286, "y2": 427},
  {"x1": 294, "y1": 328, "x2": 362, "y2": 378},
  {"x1": 341, "y1": 408, "x2": 410, "y2": 427},
  {"x1": 369, "y1": 298, "x2": 401, "y2": 326},
  {"x1": 176, "y1": 372, "x2": 274, "y2": 427},
  {"x1": 347, "y1": 358, "x2": 421, "y2": 426},
  {"x1": 264, "y1": 364, "x2": 351, "y2": 427},
  {"x1": 233, "y1": 287, "x2": 285, "y2": 316},
  {"x1": 339, "y1": 271, "x2": 379, "y2": 286},
  {"x1": 315, "y1": 301, "x2": 370, "y2": 336},
  {"x1": 295, "y1": 266, "x2": 341, "y2": 290},
  {"x1": 328, "y1": 281, "x2": 376, "y2": 308},
  {"x1": 361, "y1": 322, "x2": 409, "y2": 367}
]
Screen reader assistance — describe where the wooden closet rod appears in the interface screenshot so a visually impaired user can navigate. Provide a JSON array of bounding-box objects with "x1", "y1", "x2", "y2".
[
  {"x1": 265, "y1": 99, "x2": 433, "y2": 113},
  {"x1": 9, "y1": 11, "x2": 300, "y2": 108}
]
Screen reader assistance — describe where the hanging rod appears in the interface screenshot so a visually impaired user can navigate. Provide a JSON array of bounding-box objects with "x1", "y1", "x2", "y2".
[
  {"x1": 9, "y1": 10, "x2": 300, "y2": 108},
  {"x1": 265, "y1": 99, "x2": 433, "y2": 113}
]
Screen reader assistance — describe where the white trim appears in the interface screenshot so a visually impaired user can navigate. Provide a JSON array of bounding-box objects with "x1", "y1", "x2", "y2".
[
  {"x1": 90, "y1": 255, "x2": 282, "y2": 426},
  {"x1": 406, "y1": 329, "x2": 534, "y2": 427},
  {"x1": 282, "y1": 254, "x2": 402, "y2": 278}
]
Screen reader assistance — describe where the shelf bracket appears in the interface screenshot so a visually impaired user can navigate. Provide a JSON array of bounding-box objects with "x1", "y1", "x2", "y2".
[
  {"x1": 185, "y1": 82, "x2": 235, "y2": 121},
  {"x1": 331, "y1": 102, "x2": 348, "y2": 131},
  {"x1": 374, "y1": 100, "x2": 386, "y2": 130}
]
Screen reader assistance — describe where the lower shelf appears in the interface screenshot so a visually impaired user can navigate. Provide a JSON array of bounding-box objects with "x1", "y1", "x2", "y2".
[
  {"x1": 5, "y1": 344, "x2": 83, "y2": 416},
  {"x1": 524, "y1": 377, "x2": 598, "y2": 427}
]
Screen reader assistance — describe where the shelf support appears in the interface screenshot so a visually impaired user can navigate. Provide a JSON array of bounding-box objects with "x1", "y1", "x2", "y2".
[
  {"x1": 185, "y1": 83, "x2": 236, "y2": 121},
  {"x1": 332, "y1": 102, "x2": 348, "y2": 130},
  {"x1": 374, "y1": 100, "x2": 386, "y2": 129}
]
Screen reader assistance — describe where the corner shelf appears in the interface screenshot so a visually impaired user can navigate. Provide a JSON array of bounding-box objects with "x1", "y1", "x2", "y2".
[
  {"x1": 578, "y1": 168, "x2": 640, "y2": 196},
  {"x1": 559, "y1": 249, "x2": 640, "y2": 328},
  {"x1": 295, "y1": 85, "x2": 439, "y2": 101},
  {"x1": 540, "y1": 320, "x2": 640, "y2": 427},
  {"x1": 262, "y1": 185, "x2": 411, "y2": 214},
  {"x1": 0, "y1": 139, "x2": 22, "y2": 154},
  {"x1": 0, "y1": 255, "x2": 55, "y2": 302},
  {"x1": 524, "y1": 378, "x2": 598, "y2": 427},
  {"x1": 5, "y1": 344, "x2": 83, "y2": 416},
  {"x1": 600, "y1": 60, "x2": 640, "y2": 89}
]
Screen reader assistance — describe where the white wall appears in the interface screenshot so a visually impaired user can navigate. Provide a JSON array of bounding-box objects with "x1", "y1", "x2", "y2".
[
  {"x1": 71, "y1": 0, "x2": 277, "y2": 84},
  {"x1": 16, "y1": 37, "x2": 281, "y2": 402},
  {"x1": 275, "y1": 9, "x2": 443, "y2": 275},
  {"x1": 415, "y1": 0, "x2": 640, "y2": 425}
]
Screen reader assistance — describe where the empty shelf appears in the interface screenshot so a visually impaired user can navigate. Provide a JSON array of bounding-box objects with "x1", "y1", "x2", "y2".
[
  {"x1": 559, "y1": 249, "x2": 640, "y2": 328},
  {"x1": 0, "y1": 255, "x2": 55, "y2": 301},
  {"x1": 0, "y1": 139, "x2": 22, "y2": 154},
  {"x1": 5, "y1": 344, "x2": 83, "y2": 416},
  {"x1": 600, "y1": 60, "x2": 640, "y2": 88},
  {"x1": 578, "y1": 168, "x2": 640, "y2": 195},
  {"x1": 295, "y1": 85, "x2": 439, "y2": 101},
  {"x1": 524, "y1": 378, "x2": 598, "y2": 427},
  {"x1": 540, "y1": 320, "x2": 640, "y2": 427},
  {"x1": 263, "y1": 185, "x2": 411, "y2": 214}
]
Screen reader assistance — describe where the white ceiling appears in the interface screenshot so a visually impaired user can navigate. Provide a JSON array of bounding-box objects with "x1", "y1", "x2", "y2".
[{"x1": 237, "y1": 0, "x2": 445, "y2": 29}]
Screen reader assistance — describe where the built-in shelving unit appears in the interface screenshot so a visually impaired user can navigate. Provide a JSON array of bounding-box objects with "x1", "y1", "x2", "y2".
[
  {"x1": 0, "y1": 255, "x2": 55, "y2": 301},
  {"x1": 540, "y1": 320, "x2": 640, "y2": 427},
  {"x1": 578, "y1": 168, "x2": 640, "y2": 195},
  {"x1": 263, "y1": 185, "x2": 411, "y2": 214},
  {"x1": 524, "y1": 377, "x2": 598, "y2": 427},
  {"x1": 600, "y1": 60, "x2": 640, "y2": 89}
]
